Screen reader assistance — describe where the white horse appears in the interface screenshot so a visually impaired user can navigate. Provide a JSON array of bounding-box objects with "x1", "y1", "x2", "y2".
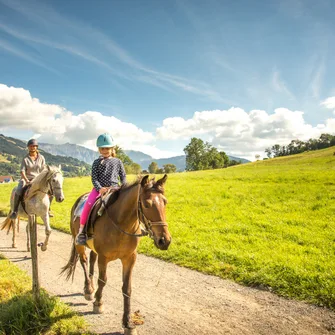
[{"x1": 1, "y1": 165, "x2": 65, "y2": 251}]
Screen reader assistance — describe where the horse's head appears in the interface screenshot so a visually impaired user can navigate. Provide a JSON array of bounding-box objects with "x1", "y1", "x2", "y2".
[
  {"x1": 47, "y1": 165, "x2": 65, "y2": 203},
  {"x1": 139, "y1": 174, "x2": 171, "y2": 250}
]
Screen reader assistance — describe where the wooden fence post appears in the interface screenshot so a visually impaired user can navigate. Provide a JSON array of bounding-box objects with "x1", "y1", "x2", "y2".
[{"x1": 29, "y1": 214, "x2": 40, "y2": 302}]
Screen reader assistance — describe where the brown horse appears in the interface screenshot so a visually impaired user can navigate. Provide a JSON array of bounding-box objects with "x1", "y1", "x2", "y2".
[{"x1": 61, "y1": 174, "x2": 171, "y2": 335}]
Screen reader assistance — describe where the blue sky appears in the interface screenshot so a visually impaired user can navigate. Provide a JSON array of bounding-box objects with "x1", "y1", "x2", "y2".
[{"x1": 0, "y1": 0, "x2": 335, "y2": 160}]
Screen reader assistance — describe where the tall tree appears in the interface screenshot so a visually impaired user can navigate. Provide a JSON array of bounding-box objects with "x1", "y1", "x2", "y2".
[
  {"x1": 184, "y1": 137, "x2": 229, "y2": 171},
  {"x1": 115, "y1": 146, "x2": 133, "y2": 166},
  {"x1": 163, "y1": 164, "x2": 177, "y2": 173},
  {"x1": 219, "y1": 151, "x2": 229, "y2": 167},
  {"x1": 265, "y1": 147, "x2": 272, "y2": 158},
  {"x1": 148, "y1": 161, "x2": 159, "y2": 173},
  {"x1": 184, "y1": 137, "x2": 206, "y2": 171}
]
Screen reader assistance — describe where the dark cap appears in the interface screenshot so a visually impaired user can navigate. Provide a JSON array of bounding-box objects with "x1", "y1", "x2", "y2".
[{"x1": 27, "y1": 139, "x2": 38, "y2": 147}]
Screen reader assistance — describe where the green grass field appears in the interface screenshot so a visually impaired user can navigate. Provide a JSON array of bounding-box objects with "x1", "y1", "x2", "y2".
[
  {"x1": 1, "y1": 146, "x2": 334, "y2": 310},
  {"x1": 0, "y1": 254, "x2": 92, "y2": 335}
]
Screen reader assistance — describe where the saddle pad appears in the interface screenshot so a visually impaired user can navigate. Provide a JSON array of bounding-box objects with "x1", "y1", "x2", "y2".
[{"x1": 74, "y1": 194, "x2": 89, "y2": 218}]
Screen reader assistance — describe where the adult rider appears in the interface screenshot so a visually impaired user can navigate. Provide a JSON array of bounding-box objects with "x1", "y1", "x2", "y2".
[{"x1": 9, "y1": 139, "x2": 53, "y2": 219}]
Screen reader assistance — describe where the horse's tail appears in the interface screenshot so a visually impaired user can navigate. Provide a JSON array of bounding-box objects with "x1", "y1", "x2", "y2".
[
  {"x1": 0, "y1": 216, "x2": 14, "y2": 234},
  {"x1": 60, "y1": 239, "x2": 79, "y2": 281}
]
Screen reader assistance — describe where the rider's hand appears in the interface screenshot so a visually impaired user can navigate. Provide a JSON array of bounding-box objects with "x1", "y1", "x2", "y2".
[{"x1": 99, "y1": 187, "x2": 108, "y2": 195}]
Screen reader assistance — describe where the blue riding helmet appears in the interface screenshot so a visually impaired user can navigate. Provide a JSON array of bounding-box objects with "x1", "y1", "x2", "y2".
[{"x1": 96, "y1": 133, "x2": 115, "y2": 148}]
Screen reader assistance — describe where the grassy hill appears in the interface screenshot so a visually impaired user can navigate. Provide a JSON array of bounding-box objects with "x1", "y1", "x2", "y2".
[
  {"x1": 0, "y1": 134, "x2": 91, "y2": 178},
  {"x1": 1, "y1": 146, "x2": 334, "y2": 310}
]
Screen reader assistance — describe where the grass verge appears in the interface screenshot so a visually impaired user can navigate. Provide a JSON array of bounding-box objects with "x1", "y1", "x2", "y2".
[{"x1": 0, "y1": 254, "x2": 93, "y2": 335}]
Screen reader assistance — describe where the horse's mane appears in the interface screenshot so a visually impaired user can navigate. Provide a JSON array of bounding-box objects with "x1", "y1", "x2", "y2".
[
  {"x1": 26, "y1": 165, "x2": 62, "y2": 200},
  {"x1": 105, "y1": 178, "x2": 141, "y2": 208},
  {"x1": 105, "y1": 175, "x2": 164, "y2": 208}
]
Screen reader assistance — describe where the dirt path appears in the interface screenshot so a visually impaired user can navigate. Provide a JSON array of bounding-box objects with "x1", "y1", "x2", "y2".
[{"x1": 0, "y1": 218, "x2": 334, "y2": 335}]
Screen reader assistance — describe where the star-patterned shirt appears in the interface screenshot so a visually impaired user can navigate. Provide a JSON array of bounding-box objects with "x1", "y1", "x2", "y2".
[{"x1": 91, "y1": 156, "x2": 127, "y2": 192}]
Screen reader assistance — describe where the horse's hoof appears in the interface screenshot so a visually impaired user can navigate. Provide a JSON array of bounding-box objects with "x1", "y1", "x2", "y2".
[
  {"x1": 41, "y1": 245, "x2": 47, "y2": 251},
  {"x1": 93, "y1": 303, "x2": 104, "y2": 314},
  {"x1": 123, "y1": 327, "x2": 138, "y2": 335},
  {"x1": 84, "y1": 293, "x2": 94, "y2": 301},
  {"x1": 12, "y1": 244, "x2": 17, "y2": 248}
]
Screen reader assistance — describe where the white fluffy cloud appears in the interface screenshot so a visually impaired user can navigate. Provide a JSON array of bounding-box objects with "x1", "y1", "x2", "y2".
[
  {"x1": 0, "y1": 84, "x2": 154, "y2": 151},
  {"x1": 321, "y1": 97, "x2": 335, "y2": 113},
  {"x1": 157, "y1": 106, "x2": 335, "y2": 159},
  {"x1": 1, "y1": 84, "x2": 335, "y2": 161},
  {"x1": 0, "y1": 84, "x2": 64, "y2": 132}
]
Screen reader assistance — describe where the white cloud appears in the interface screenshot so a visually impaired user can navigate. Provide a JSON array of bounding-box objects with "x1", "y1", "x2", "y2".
[
  {"x1": 321, "y1": 96, "x2": 335, "y2": 111},
  {"x1": 1, "y1": 83, "x2": 335, "y2": 162},
  {"x1": 157, "y1": 106, "x2": 335, "y2": 160},
  {"x1": 0, "y1": 84, "x2": 154, "y2": 153}
]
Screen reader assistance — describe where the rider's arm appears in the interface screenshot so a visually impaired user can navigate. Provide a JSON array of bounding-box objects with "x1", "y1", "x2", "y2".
[
  {"x1": 91, "y1": 159, "x2": 102, "y2": 192},
  {"x1": 20, "y1": 158, "x2": 30, "y2": 183},
  {"x1": 20, "y1": 170, "x2": 30, "y2": 183}
]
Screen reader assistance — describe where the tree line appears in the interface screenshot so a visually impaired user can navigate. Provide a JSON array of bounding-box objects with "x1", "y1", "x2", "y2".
[
  {"x1": 264, "y1": 133, "x2": 335, "y2": 158},
  {"x1": 183, "y1": 137, "x2": 241, "y2": 171},
  {"x1": 147, "y1": 162, "x2": 177, "y2": 174}
]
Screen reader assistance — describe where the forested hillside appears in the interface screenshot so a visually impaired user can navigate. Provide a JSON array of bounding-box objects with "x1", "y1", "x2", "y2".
[{"x1": 0, "y1": 134, "x2": 91, "y2": 178}]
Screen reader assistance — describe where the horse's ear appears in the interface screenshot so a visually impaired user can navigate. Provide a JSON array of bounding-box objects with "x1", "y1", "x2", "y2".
[
  {"x1": 141, "y1": 175, "x2": 150, "y2": 187},
  {"x1": 156, "y1": 174, "x2": 168, "y2": 187}
]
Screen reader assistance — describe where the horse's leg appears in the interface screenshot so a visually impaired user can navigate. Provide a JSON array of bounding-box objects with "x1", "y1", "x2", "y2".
[
  {"x1": 93, "y1": 255, "x2": 108, "y2": 314},
  {"x1": 12, "y1": 218, "x2": 17, "y2": 248},
  {"x1": 121, "y1": 252, "x2": 138, "y2": 334},
  {"x1": 78, "y1": 249, "x2": 95, "y2": 300},
  {"x1": 40, "y1": 213, "x2": 51, "y2": 251},
  {"x1": 26, "y1": 221, "x2": 30, "y2": 252},
  {"x1": 89, "y1": 250, "x2": 97, "y2": 291}
]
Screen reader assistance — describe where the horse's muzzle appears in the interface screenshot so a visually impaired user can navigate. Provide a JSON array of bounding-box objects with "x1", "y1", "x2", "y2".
[
  {"x1": 56, "y1": 196, "x2": 65, "y2": 203},
  {"x1": 155, "y1": 235, "x2": 171, "y2": 250}
]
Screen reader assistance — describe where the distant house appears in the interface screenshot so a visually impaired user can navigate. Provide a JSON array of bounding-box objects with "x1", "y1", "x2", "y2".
[{"x1": 0, "y1": 176, "x2": 14, "y2": 183}]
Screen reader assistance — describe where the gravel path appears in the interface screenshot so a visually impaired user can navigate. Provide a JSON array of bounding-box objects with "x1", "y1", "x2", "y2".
[{"x1": 0, "y1": 217, "x2": 334, "y2": 335}]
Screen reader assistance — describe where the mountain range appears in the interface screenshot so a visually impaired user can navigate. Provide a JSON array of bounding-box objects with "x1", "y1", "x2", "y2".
[
  {"x1": 0, "y1": 134, "x2": 91, "y2": 178},
  {"x1": 38, "y1": 142, "x2": 250, "y2": 171},
  {"x1": 0, "y1": 134, "x2": 249, "y2": 176}
]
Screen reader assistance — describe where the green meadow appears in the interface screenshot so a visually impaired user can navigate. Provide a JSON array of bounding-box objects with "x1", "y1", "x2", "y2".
[
  {"x1": 1, "y1": 146, "x2": 334, "y2": 310},
  {"x1": 0, "y1": 254, "x2": 91, "y2": 334}
]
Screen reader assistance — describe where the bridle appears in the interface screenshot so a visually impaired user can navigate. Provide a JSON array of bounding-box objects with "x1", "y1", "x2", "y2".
[
  {"x1": 45, "y1": 171, "x2": 63, "y2": 196},
  {"x1": 104, "y1": 184, "x2": 168, "y2": 238},
  {"x1": 137, "y1": 198, "x2": 168, "y2": 238}
]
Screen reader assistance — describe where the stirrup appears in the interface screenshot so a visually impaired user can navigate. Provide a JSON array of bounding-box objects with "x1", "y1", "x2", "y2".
[
  {"x1": 9, "y1": 211, "x2": 18, "y2": 220},
  {"x1": 75, "y1": 232, "x2": 87, "y2": 246}
]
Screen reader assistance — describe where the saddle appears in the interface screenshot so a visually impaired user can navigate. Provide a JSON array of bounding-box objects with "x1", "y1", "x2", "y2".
[
  {"x1": 75, "y1": 187, "x2": 120, "y2": 245},
  {"x1": 19, "y1": 184, "x2": 32, "y2": 214}
]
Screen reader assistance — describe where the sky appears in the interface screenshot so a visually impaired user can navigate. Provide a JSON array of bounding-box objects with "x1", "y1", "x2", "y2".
[{"x1": 0, "y1": 0, "x2": 335, "y2": 161}]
